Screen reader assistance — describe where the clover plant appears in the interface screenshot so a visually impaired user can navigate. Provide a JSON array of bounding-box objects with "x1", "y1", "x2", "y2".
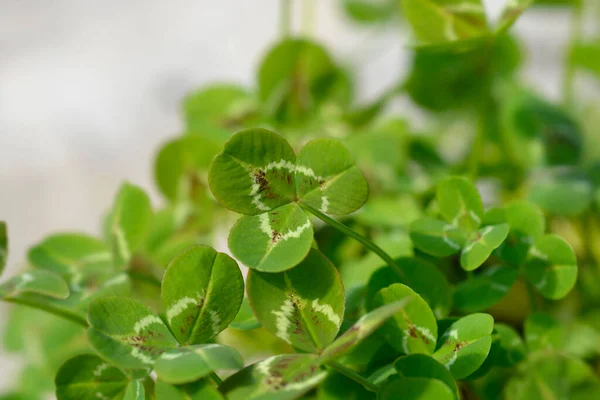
[{"x1": 2, "y1": 0, "x2": 600, "y2": 399}]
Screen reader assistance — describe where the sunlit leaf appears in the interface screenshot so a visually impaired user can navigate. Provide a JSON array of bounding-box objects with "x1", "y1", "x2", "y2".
[
  {"x1": 436, "y1": 176, "x2": 484, "y2": 231},
  {"x1": 460, "y1": 224, "x2": 509, "y2": 271},
  {"x1": 247, "y1": 249, "x2": 344, "y2": 352}
]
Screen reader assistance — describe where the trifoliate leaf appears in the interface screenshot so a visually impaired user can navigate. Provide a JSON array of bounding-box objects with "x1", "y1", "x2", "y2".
[
  {"x1": 161, "y1": 245, "x2": 244, "y2": 345},
  {"x1": 228, "y1": 203, "x2": 313, "y2": 272},
  {"x1": 154, "y1": 344, "x2": 243, "y2": 385},
  {"x1": 366, "y1": 258, "x2": 452, "y2": 318},
  {"x1": 55, "y1": 354, "x2": 129, "y2": 400},
  {"x1": 524, "y1": 234, "x2": 578, "y2": 299},
  {"x1": 379, "y1": 376, "x2": 455, "y2": 400},
  {"x1": 88, "y1": 297, "x2": 177, "y2": 369},
  {"x1": 394, "y1": 354, "x2": 458, "y2": 398},
  {"x1": 409, "y1": 217, "x2": 467, "y2": 257},
  {"x1": 453, "y1": 265, "x2": 518, "y2": 312},
  {"x1": 371, "y1": 284, "x2": 437, "y2": 355},
  {"x1": 433, "y1": 313, "x2": 494, "y2": 379},
  {"x1": 295, "y1": 139, "x2": 368, "y2": 215},
  {"x1": 155, "y1": 379, "x2": 224, "y2": 400},
  {"x1": 154, "y1": 135, "x2": 221, "y2": 201},
  {"x1": 0, "y1": 270, "x2": 69, "y2": 299},
  {"x1": 401, "y1": 0, "x2": 488, "y2": 46},
  {"x1": 0, "y1": 221, "x2": 7, "y2": 276},
  {"x1": 230, "y1": 297, "x2": 260, "y2": 331},
  {"x1": 28, "y1": 233, "x2": 113, "y2": 287},
  {"x1": 220, "y1": 354, "x2": 326, "y2": 400},
  {"x1": 319, "y1": 299, "x2": 410, "y2": 363},
  {"x1": 109, "y1": 183, "x2": 153, "y2": 265},
  {"x1": 460, "y1": 224, "x2": 509, "y2": 271},
  {"x1": 247, "y1": 249, "x2": 344, "y2": 352},
  {"x1": 436, "y1": 176, "x2": 484, "y2": 231}
]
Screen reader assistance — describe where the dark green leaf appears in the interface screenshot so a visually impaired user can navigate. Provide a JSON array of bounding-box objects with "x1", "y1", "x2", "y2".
[
  {"x1": 394, "y1": 354, "x2": 458, "y2": 398},
  {"x1": 379, "y1": 376, "x2": 455, "y2": 400},
  {"x1": 453, "y1": 265, "x2": 518, "y2": 312}
]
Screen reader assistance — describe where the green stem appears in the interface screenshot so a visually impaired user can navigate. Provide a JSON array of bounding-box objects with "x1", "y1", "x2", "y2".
[
  {"x1": 300, "y1": 203, "x2": 406, "y2": 281},
  {"x1": 280, "y1": 0, "x2": 292, "y2": 37},
  {"x1": 326, "y1": 361, "x2": 378, "y2": 393},
  {"x1": 3, "y1": 297, "x2": 88, "y2": 327},
  {"x1": 210, "y1": 371, "x2": 223, "y2": 386}
]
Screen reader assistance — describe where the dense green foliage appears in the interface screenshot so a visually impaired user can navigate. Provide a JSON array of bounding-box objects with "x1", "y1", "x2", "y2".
[{"x1": 1, "y1": 1, "x2": 600, "y2": 399}]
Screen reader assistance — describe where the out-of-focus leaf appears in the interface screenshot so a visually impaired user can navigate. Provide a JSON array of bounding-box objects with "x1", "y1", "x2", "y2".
[
  {"x1": 529, "y1": 178, "x2": 593, "y2": 216},
  {"x1": 453, "y1": 265, "x2": 518, "y2": 312},
  {"x1": 0, "y1": 270, "x2": 69, "y2": 299}
]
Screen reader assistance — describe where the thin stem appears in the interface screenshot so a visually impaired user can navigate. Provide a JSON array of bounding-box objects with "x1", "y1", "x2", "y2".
[
  {"x1": 280, "y1": 0, "x2": 292, "y2": 37},
  {"x1": 3, "y1": 297, "x2": 88, "y2": 327},
  {"x1": 300, "y1": 203, "x2": 406, "y2": 281},
  {"x1": 326, "y1": 361, "x2": 378, "y2": 393},
  {"x1": 210, "y1": 371, "x2": 223, "y2": 386}
]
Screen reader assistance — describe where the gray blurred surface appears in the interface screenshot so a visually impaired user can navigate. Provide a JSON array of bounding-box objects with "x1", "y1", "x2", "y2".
[{"x1": 0, "y1": 0, "x2": 570, "y2": 393}]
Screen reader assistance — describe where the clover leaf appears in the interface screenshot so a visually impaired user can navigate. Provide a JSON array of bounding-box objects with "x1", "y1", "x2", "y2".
[
  {"x1": 394, "y1": 354, "x2": 458, "y2": 398},
  {"x1": 209, "y1": 128, "x2": 367, "y2": 272},
  {"x1": 453, "y1": 265, "x2": 518, "y2": 312},
  {"x1": 247, "y1": 248, "x2": 344, "y2": 352},
  {"x1": 436, "y1": 176, "x2": 484, "y2": 231},
  {"x1": 155, "y1": 379, "x2": 224, "y2": 400},
  {"x1": 0, "y1": 269, "x2": 69, "y2": 299},
  {"x1": 379, "y1": 376, "x2": 455, "y2": 400}
]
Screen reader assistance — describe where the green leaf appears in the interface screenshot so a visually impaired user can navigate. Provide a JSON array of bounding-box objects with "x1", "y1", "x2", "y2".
[
  {"x1": 343, "y1": 0, "x2": 397, "y2": 24},
  {"x1": 394, "y1": 354, "x2": 458, "y2": 398},
  {"x1": 228, "y1": 204, "x2": 313, "y2": 272},
  {"x1": 524, "y1": 234, "x2": 578, "y2": 299},
  {"x1": 401, "y1": 0, "x2": 488, "y2": 46},
  {"x1": 123, "y1": 380, "x2": 145, "y2": 400},
  {"x1": 371, "y1": 283, "x2": 437, "y2": 355},
  {"x1": 0, "y1": 221, "x2": 7, "y2": 276},
  {"x1": 220, "y1": 354, "x2": 326, "y2": 400},
  {"x1": 569, "y1": 41, "x2": 600, "y2": 78},
  {"x1": 55, "y1": 354, "x2": 129, "y2": 400},
  {"x1": 491, "y1": 324, "x2": 526, "y2": 367},
  {"x1": 379, "y1": 376, "x2": 455, "y2": 400},
  {"x1": 0, "y1": 270, "x2": 69, "y2": 299},
  {"x1": 453, "y1": 265, "x2": 518, "y2": 312},
  {"x1": 88, "y1": 297, "x2": 177, "y2": 369},
  {"x1": 524, "y1": 312, "x2": 563, "y2": 352},
  {"x1": 209, "y1": 128, "x2": 296, "y2": 215},
  {"x1": 529, "y1": 178, "x2": 593, "y2": 216},
  {"x1": 28, "y1": 233, "x2": 113, "y2": 287},
  {"x1": 409, "y1": 217, "x2": 467, "y2": 257},
  {"x1": 496, "y1": 0, "x2": 534, "y2": 33},
  {"x1": 109, "y1": 183, "x2": 153, "y2": 265},
  {"x1": 154, "y1": 135, "x2": 221, "y2": 201},
  {"x1": 432, "y1": 313, "x2": 494, "y2": 379},
  {"x1": 295, "y1": 139, "x2": 368, "y2": 215},
  {"x1": 155, "y1": 379, "x2": 224, "y2": 400},
  {"x1": 319, "y1": 299, "x2": 410, "y2": 363},
  {"x1": 230, "y1": 297, "x2": 261, "y2": 331},
  {"x1": 161, "y1": 245, "x2": 244, "y2": 345},
  {"x1": 436, "y1": 176, "x2": 484, "y2": 231},
  {"x1": 460, "y1": 224, "x2": 509, "y2": 271},
  {"x1": 318, "y1": 371, "x2": 376, "y2": 400},
  {"x1": 154, "y1": 344, "x2": 243, "y2": 385},
  {"x1": 247, "y1": 248, "x2": 344, "y2": 352},
  {"x1": 367, "y1": 258, "x2": 452, "y2": 318}
]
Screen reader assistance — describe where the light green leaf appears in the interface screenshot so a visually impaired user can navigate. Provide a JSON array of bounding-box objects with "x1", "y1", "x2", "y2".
[
  {"x1": 453, "y1": 265, "x2": 518, "y2": 312},
  {"x1": 529, "y1": 178, "x2": 593, "y2": 216},
  {"x1": 208, "y1": 128, "x2": 296, "y2": 215},
  {"x1": 432, "y1": 313, "x2": 494, "y2": 379},
  {"x1": 371, "y1": 284, "x2": 437, "y2": 355},
  {"x1": 154, "y1": 344, "x2": 243, "y2": 385},
  {"x1": 228, "y1": 204, "x2": 313, "y2": 272},
  {"x1": 230, "y1": 297, "x2": 261, "y2": 331},
  {"x1": 524, "y1": 234, "x2": 578, "y2": 299},
  {"x1": 247, "y1": 249, "x2": 344, "y2": 353},
  {"x1": 123, "y1": 380, "x2": 145, "y2": 400},
  {"x1": 155, "y1": 379, "x2": 224, "y2": 400},
  {"x1": 367, "y1": 258, "x2": 452, "y2": 318},
  {"x1": 161, "y1": 245, "x2": 244, "y2": 345},
  {"x1": 295, "y1": 139, "x2": 368, "y2": 215},
  {"x1": 409, "y1": 217, "x2": 467, "y2": 257},
  {"x1": 436, "y1": 176, "x2": 484, "y2": 231},
  {"x1": 319, "y1": 299, "x2": 410, "y2": 363},
  {"x1": 28, "y1": 233, "x2": 113, "y2": 287},
  {"x1": 109, "y1": 183, "x2": 153, "y2": 265},
  {"x1": 570, "y1": 41, "x2": 600, "y2": 78},
  {"x1": 220, "y1": 354, "x2": 325, "y2": 400},
  {"x1": 343, "y1": 0, "x2": 397, "y2": 24},
  {"x1": 0, "y1": 221, "x2": 7, "y2": 276},
  {"x1": 401, "y1": 0, "x2": 488, "y2": 46},
  {"x1": 379, "y1": 376, "x2": 455, "y2": 400},
  {"x1": 496, "y1": 0, "x2": 534, "y2": 33},
  {"x1": 0, "y1": 270, "x2": 69, "y2": 299},
  {"x1": 394, "y1": 354, "x2": 458, "y2": 398},
  {"x1": 154, "y1": 135, "x2": 221, "y2": 201},
  {"x1": 460, "y1": 223, "x2": 509, "y2": 271},
  {"x1": 55, "y1": 354, "x2": 129, "y2": 400},
  {"x1": 88, "y1": 297, "x2": 177, "y2": 370}
]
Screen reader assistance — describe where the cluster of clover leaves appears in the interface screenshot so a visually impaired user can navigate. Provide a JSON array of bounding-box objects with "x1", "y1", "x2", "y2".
[{"x1": 0, "y1": 126, "x2": 584, "y2": 400}]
